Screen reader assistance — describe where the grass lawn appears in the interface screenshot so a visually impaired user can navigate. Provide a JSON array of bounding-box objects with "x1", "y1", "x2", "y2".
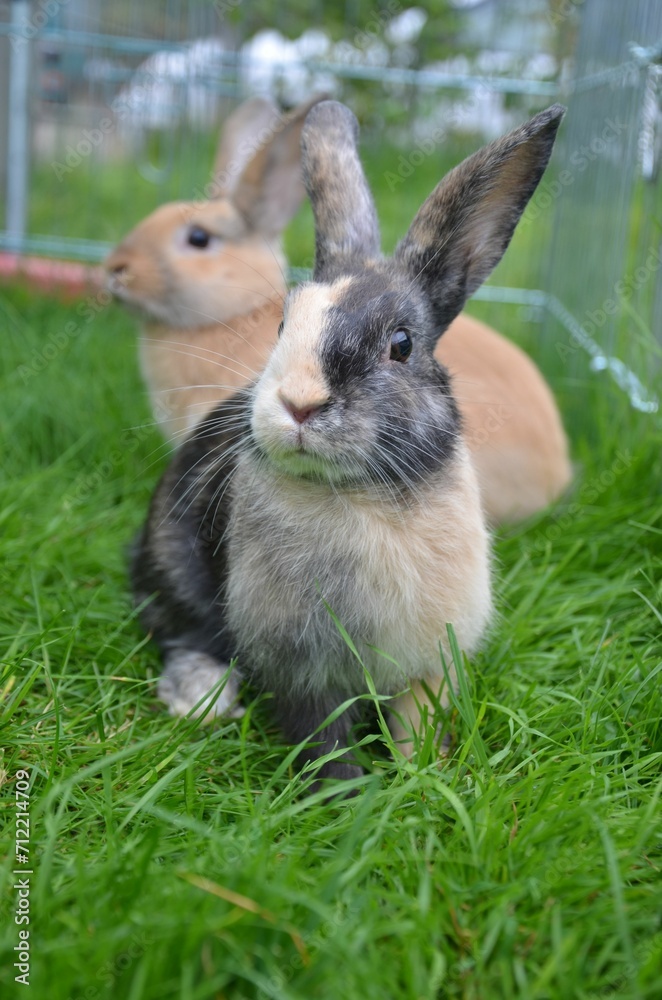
[{"x1": 1, "y1": 217, "x2": 661, "y2": 999}]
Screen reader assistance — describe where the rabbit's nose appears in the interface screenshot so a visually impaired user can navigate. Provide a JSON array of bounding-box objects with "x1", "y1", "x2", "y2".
[
  {"x1": 105, "y1": 256, "x2": 131, "y2": 291},
  {"x1": 280, "y1": 393, "x2": 327, "y2": 425},
  {"x1": 103, "y1": 245, "x2": 129, "y2": 274}
]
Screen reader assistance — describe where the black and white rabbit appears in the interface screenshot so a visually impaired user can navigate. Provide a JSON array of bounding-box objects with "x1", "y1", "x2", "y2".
[{"x1": 133, "y1": 101, "x2": 565, "y2": 781}]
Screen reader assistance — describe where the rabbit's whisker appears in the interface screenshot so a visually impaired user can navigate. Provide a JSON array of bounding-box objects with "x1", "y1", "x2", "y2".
[
  {"x1": 165, "y1": 415, "x2": 249, "y2": 453},
  {"x1": 162, "y1": 384, "x2": 253, "y2": 398},
  {"x1": 165, "y1": 436, "x2": 246, "y2": 528},
  {"x1": 158, "y1": 422, "x2": 247, "y2": 516},
  {"x1": 146, "y1": 339, "x2": 263, "y2": 374},
  {"x1": 263, "y1": 235, "x2": 291, "y2": 291},
  {"x1": 147, "y1": 344, "x2": 262, "y2": 383},
  {"x1": 213, "y1": 250, "x2": 286, "y2": 304},
  {"x1": 148, "y1": 329, "x2": 272, "y2": 369}
]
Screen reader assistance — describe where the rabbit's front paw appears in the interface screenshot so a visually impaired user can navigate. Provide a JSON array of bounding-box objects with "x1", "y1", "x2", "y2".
[{"x1": 158, "y1": 650, "x2": 244, "y2": 721}]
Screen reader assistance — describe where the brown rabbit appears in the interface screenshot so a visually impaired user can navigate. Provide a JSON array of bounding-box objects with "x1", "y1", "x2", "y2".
[
  {"x1": 105, "y1": 96, "x2": 319, "y2": 444},
  {"x1": 438, "y1": 315, "x2": 571, "y2": 523}
]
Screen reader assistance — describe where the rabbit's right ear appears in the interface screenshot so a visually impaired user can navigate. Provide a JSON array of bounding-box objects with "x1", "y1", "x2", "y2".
[
  {"x1": 394, "y1": 104, "x2": 565, "y2": 338},
  {"x1": 300, "y1": 100, "x2": 381, "y2": 281},
  {"x1": 209, "y1": 97, "x2": 281, "y2": 199}
]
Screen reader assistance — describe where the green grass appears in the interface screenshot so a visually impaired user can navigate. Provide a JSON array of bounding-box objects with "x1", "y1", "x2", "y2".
[{"x1": 0, "y1": 264, "x2": 661, "y2": 1000}]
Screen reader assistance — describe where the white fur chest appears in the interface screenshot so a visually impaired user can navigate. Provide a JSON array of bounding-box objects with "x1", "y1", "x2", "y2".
[{"x1": 225, "y1": 448, "x2": 492, "y2": 695}]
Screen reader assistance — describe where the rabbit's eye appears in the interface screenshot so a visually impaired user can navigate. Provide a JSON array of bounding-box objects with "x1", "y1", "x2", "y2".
[
  {"x1": 390, "y1": 329, "x2": 412, "y2": 362},
  {"x1": 277, "y1": 321, "x2": 284, "y2": 338},
  {"x1": 187, "y1": 226, "x2": 211, "y2": 249}
]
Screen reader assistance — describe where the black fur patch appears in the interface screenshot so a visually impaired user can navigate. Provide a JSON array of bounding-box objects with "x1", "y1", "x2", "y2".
[
  {"x1": 316, "y1": 271, "x2": 461, "y2": 490},
  {"x1": 272, "y1": 688, "x2": 365, "y2": 784},
  {"x1": 131, "y1": 392, "x2": 253, "y2": 663}
]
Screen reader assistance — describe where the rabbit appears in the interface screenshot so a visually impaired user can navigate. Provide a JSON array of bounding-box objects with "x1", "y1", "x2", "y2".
[
  {"x1": 437, "y1": 314, "x2": 571, "y2": 523},
  {"x1": 105, "y1": 97, "x2": 570, "y2": 521},
  {"x1": 131, "y1": 100, "x2": 566, "y2": 784},
  {"x1": 104, "y1": 96, "x2": 321, "y2": 445}
]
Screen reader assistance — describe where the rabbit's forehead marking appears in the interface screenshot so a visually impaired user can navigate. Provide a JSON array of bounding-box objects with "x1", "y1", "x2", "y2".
[
  {"x1": 267, "y1": 283, "x2": 337, "y2": 393},
  {"x1": 282, "y1": 281, "x2": 352, "y2": 346},
  {"x1": 275, "y1": 274, "x2": 423, "y2": 395},
  {"x1": 329, "y1": 270, "x2": 425, "y2": 330},
  {"x1": 262, "y1": 279, "x2": 363, "y2": 406},
  {"x1": 279, "y1": 277, "x2": 366, "y2": 376}
]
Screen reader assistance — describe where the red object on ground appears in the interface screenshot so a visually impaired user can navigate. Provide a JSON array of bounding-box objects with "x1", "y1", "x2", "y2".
[{"x1": 0, "y1": 252, "x2": 104, "y2": 299}]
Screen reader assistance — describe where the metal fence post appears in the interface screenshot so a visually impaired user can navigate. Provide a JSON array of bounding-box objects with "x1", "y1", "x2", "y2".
[{"x1": 6, "y1": 0, "x2": 32, "y2": 252}]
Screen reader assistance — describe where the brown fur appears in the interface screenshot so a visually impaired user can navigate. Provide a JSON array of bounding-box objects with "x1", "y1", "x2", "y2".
[
  {"x1": 104, "y1": 97, "x2": 320, "y2": 444},
  {"x1": 139, "y1": 299, "x2": 282, "y2": 440},
  {"x1": 438, "y1": 314, "x2": 571, "y2": 523}
]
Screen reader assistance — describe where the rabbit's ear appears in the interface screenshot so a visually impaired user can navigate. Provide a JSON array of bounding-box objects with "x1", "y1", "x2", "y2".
[
  {"x1": 394, "y1": 104, "x2": 565, "y2": 337},
  {"x1": 230, "y1": 95, "x2": 326, "y2": 238},
  {"x1": 300, "y1": 100, "x2": 381, "y2": 281},
  {"x1": 209, "y1": 97, "x2": 281, "y2": 199}
]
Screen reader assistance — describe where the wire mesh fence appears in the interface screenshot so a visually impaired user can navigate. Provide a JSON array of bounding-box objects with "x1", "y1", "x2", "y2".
[
  {"x1": 543, "y1": 0, "x2": 662, "y2": 413},
  {"x1": 0, "y1": 0, "x2": 660, "y2": 411}
]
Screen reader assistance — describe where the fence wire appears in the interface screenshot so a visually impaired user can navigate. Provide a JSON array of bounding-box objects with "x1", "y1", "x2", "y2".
[{"x1": 544, "y1": 0, "x2": 662, "y2": 412}]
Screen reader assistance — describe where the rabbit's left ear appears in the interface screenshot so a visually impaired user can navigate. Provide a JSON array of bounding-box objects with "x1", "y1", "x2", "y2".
[
  {"x1": 210, "y1": 97, "x2": 281, "y2": 199},
  {"x1": 231, "y1": 94, "x2": 327, "y2": 238},
  {"x1": 394, "y1": 104, "x2": 565, "y2": 336}
]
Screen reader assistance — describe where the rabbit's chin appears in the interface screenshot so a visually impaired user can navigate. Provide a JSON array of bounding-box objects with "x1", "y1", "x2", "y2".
[
  {"x1": 108, "y1": 283, "x2": 159, "y2": 321},
  {"x1": 130, "y1": 298, "x2": 195, "y2": 327},
  {"x1": 108, "y1": 282, "x2": 197, "y2": 328},
  {"x1": 251, "y1": 412, "x2": 358, "y2": 483},
  {"x1": 257, "y1": 444, "x2": 359, "y2": 485},
  {"x1": 109, "y1": 291, "x2": 151, "y2": 319}
]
